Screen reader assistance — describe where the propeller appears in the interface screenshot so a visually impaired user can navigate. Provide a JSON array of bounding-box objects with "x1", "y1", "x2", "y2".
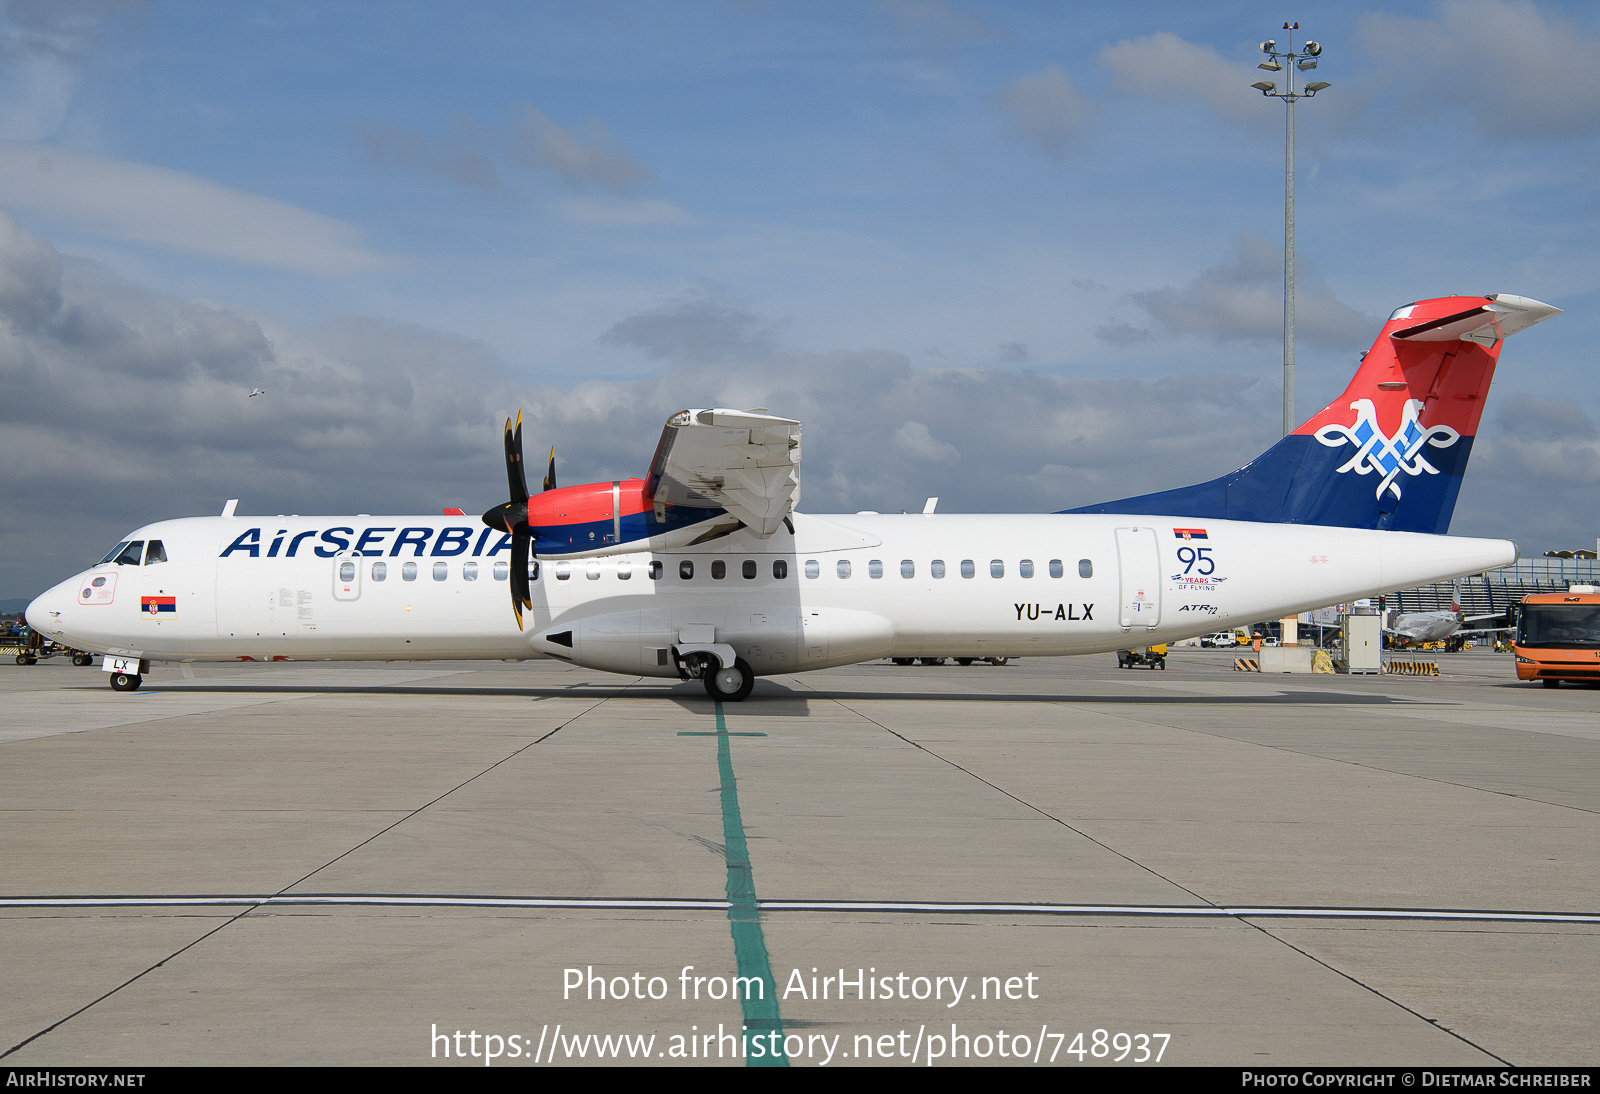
[{"x1": 482, "y1": 412, "x2": 535, "y2": 629}]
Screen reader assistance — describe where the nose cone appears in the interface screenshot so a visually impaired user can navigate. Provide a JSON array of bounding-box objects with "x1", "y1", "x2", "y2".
[{"x1": 25, "y1": 580, "x2": 77, "y2": 643}]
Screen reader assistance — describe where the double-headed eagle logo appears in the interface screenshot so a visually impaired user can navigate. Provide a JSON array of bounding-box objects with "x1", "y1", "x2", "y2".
[{"x1": 1314, "y1": 399, "x2": 1461, "y2": 501}]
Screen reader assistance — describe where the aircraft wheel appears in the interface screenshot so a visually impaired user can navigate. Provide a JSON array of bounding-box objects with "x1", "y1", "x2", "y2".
[
  {"x1": 703, "y1": 658, "x2": 754, "y2": 702},
  {"x1": 109, "y1": 672, "x2": 142, "y2": 692},
  {"x1": 987, "y1": 657, "x2": 1009, "y2": 666},
  {"x1": 919, "y1": 657, "x2": 946, "y2": 666},
  {"x1": 1543, "y1": 679, "x2": 1561, "y2": 689}
]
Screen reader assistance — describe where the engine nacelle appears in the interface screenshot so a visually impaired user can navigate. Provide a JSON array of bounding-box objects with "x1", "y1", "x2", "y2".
[{"x1": 528, "y1": 479, "x2": 738, "y2": 558}]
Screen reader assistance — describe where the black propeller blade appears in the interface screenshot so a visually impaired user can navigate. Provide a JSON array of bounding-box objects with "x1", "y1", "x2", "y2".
[
  {"x1": 482, "y1": 411, "x2": 535, "y2": 629},
  {"x1": 542, "y1": 445, "x2": 557, "y2": 493}
]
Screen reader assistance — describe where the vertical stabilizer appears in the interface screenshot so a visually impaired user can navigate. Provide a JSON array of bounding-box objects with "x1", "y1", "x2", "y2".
[{"x1": 1065, "y1": 294, "x2": 1560, "y2": 533}]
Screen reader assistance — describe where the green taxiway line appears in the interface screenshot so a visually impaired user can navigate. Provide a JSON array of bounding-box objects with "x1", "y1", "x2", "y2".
[{"x1": 713, "y1": 700, "x2": 788, "y2": 1067}]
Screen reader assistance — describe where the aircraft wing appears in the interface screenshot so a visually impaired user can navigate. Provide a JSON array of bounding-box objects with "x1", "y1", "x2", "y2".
[{"x1": 643, "y1": 409, "x2": 802, "y2": 538}]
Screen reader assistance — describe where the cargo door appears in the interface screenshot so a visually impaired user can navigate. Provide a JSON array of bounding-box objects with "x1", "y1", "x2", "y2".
[{"x1": 1115, "y1": 526, "x2": 1162, "y2": 630}]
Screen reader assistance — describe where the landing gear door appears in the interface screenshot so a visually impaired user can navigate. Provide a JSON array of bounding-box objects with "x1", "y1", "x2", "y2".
[
  {"x1": 1116, "y1": 526, "x2": 1162, "y2": 630},
  {"x1": 333, "y1": 554, "x2": 361, "y2": 601}
]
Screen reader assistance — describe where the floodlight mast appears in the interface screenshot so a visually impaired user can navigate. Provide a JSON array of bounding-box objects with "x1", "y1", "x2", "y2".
[{"x1": 1251, "y1": 23, "x2": 1331, "y2": 437}]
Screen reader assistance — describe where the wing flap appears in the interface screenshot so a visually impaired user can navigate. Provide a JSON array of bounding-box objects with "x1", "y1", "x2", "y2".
[{"x1": 644, "y1": 409, "x2": 802, "y2": 537}]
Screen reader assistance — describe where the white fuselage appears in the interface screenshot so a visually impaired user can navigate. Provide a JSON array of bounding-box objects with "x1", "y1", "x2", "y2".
[{"x1": 27, "y1": 511, "x2": 1516, "y2": 675}]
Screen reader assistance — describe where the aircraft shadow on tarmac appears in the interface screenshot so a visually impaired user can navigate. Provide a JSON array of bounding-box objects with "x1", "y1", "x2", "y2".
[{"x1": 78, "y1": 680, "x2": 1408, "y2": 707}]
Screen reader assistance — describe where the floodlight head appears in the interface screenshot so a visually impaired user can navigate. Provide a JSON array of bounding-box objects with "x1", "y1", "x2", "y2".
[
  {"x1": 1251, "y1": 80, "x2": 1278, "y2": 93},
  {"x1": 1260, "y1": 40, "x2": 1276, "y2": 53},
  {"x1": 1304, "y1": 81, "x2": 1331, "y2": 93},
  {"x1": 1259, "y1": 59, "x2": 1282, "y2": 71},
  {"x1": 1305, "y1": 41, "x2": 1321, "y2": 55},
  {"x1": 1297, "y1": 58, "x2": 1317, "y2": 70}
]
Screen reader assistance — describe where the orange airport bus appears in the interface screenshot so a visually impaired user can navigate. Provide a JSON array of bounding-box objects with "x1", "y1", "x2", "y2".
[{"x1": 1514, "y1": 588, "x2": 1600, "y2": 687}]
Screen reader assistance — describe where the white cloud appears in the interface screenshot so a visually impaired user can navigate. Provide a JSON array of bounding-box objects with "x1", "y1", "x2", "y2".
[
  {"x1": 0, "y1": 0, "x2": 137, "y2": 141},
  {"x1": 1099, "y1": 31, "x2": 1277, "y2": 126},
  {"x1": 0, "y1": 142, "x2": 392, "y2": 274},
  {"x1": 1131, "y1": 233, "x2": 1369, "y2": 349},
  {"x1": 599, "y1": 293, "x2": 772, "y2": 362},
  {"x1": 996, "y1": 64, "x2": 1092, "y2": 158},
  {"x1": 358, "y1": 121, "x2": 505, "y2": 193},
  {"x1": 511, "y1": 105, "x2": 655, "y2": 192},
  {"x1": 892, "y1": 420, "x2": 958, "y2": 462},
  {"x1": 1359, "y1": 0, "x2": 1600, "y2": 141}
]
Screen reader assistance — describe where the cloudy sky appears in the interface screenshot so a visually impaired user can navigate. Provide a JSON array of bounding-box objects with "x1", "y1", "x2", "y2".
[{"x1": 2, "y1": 0, "x2": 1598, "y2": 599}]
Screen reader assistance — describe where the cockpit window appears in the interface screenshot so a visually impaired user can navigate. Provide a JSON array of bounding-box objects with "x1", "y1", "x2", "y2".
[
  {"x1": 144, "y1": 541, "x2": 167, "y2": 565},
  {"x1": 98, "y1": 542, "x2": 131, "y2": 565},
  {"x1": 112, "y1": 541, "x2": 144, "y2": 566}
]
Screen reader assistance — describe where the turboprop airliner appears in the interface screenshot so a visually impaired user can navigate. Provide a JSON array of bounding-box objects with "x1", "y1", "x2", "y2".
[{"x1": 25, "y1": 293, "x2": 1558, "y2": 700}]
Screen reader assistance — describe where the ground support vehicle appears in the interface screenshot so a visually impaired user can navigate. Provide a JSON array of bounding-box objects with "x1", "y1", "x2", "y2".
[
  {"x1": 2, "y1": 621, "x2": 94, "y2": 666},
  {"x1": 1117, "y1": 645, "x2": 1167, "y2": 670},
  {"x1": 1513, "y1": 589, "x2": 1600, "y2": 687}
]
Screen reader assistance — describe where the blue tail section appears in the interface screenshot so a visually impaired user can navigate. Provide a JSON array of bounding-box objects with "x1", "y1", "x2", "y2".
[{"x1": 1063, "y1": 294, "x2": 1558, "y2": 534}]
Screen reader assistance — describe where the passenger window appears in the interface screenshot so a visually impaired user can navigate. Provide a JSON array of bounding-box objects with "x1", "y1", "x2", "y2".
[
  {"x1": 371, "y1": 561, "x2": 387, "y2": 581},
  {"x1": 649, "y1": 560, "x2": 663, "y2": 580},
  {"x1": 900, "y1": 560, "x2": 914, "y2": 578},
  {"x1": 556, "y1": 562, "x2": 571, "y2": 581},
  {"x1": 144, "y1": 541, "x2": 167, "y2": 565},
  {"x1": 463, "y1": 561, "x2": 478, "y2": 581},
  {"x1": 617, "y1": 561, "x2": 632, "y2": 581},
  {"x1": 587, "y1": 560, "x2": 601, "y2": 580},
  {"x1": 402, "y1": 562, "x2": 417, "y2": 581},
  {"x1": 1079, "y1": 559, "x2": 1093, "y2": 578},
  {"x1": 1019, "y1": 559, "x2": 1034, "y2": 578},
  {"x1": 114, "y1": 541, "x2": 144, "y2": 566},
  {"x1": 712, "y1": 560, "x2": 726, "y2": 580},
  {"x1": 837, "y1": 559, "x2": 852, "y2": 578},
  {"x1": 1049, "y1": 559, "x2": 1063, "y2": 578},
  {"x1": 433, "y1": 562, "x2": 448, "y2": 581},
  {"x1": 869, "y1": 560, "x2": 883, "y2": 579},
  {"x1": 773, "y1": 560, "x2": 788, "y2": 579},
  {"x1": 493, "y1": 561, "x2": 508, "y2": 581},
  {"x1": 990, "y1": 560, "x2": 1004, "y2": 578},
  {"x1": 680, "y1": 560, "x2": 694, "y2": 580},
  {"x1": 805, "y1": 560, "x2": 819, "y2": 579},
  {"x1": 743, "y1": 559, "x2": 757, "y2": 580},
  {"x1": 960, "y1": 560, "x2": 975, "y2": 579},
  {"x1": 931, "y1": 559, "x2": 945, "y2": 579},
  {"x1": 339, "y1": 561, "x2": 355, "y2": 582}
]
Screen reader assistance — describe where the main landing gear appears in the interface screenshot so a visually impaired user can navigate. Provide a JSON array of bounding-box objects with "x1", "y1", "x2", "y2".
[
  {"x1": 703, "y1": 657, "x2": 755, "y2": 703},
  {"x1": 109, "y1": 672, "x2": 142, "y2": 692}
]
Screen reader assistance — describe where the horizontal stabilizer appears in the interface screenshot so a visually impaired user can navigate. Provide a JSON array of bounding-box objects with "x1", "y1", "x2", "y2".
[{"x1": 1391, "y1": 293, "x2": 1561, "y2": 346}]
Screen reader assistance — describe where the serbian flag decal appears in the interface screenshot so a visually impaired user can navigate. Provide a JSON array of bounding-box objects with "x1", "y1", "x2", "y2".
[
  {"x1": 140, "y1": 596, "x2": 176, "y2": 618},
  {"x1": 1172, "y1": 528, "x2": 1209, "y2": 541}
]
